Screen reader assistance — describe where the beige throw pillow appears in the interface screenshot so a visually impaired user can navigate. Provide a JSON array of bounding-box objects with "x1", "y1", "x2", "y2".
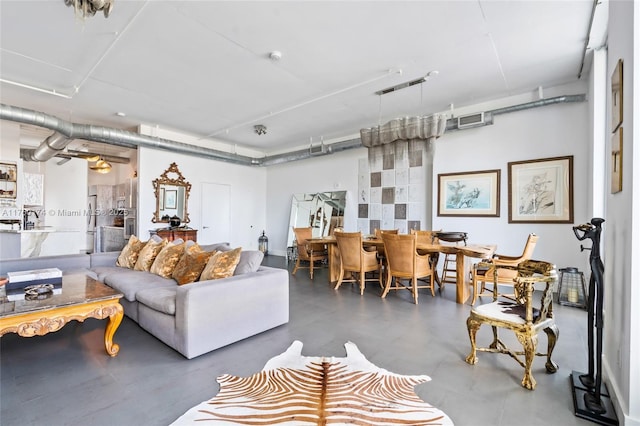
[
  {"x1": 150, "y1": 241, "x2": 186, "y2": 278},
  {"x1": 172, "y1": 244, "x2": 216, "y2": 285},
  {"x1": 134, "y1": 238, "x2": 168, "y2": 271},
  {"x1": 200, "y1": 247, "x2": 242, "y2": 281},
  {"x1": 116, "y1": 235, "x2": 147, "y2": 269}
]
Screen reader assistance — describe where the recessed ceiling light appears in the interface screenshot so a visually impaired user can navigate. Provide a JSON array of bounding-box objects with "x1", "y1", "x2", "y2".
[{"x1": 115, "y1": 112, "x2": 126, "y2": 117}]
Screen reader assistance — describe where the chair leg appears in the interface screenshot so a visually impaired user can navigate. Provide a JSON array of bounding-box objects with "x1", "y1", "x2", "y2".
[
  {"x1": 543, "y1": 324, "x2": 560, "y2": 373},
  {"x1": 359, "y1": 270, "x2": 365, "y2": 295},
  {"x1": 381, "y1": 272, "x2": 392, "y2": 299},
  {"x1": 471, "y1": 276, "x2": 478, "y2": 305},
  {"x1": 412, "y1": 277, "x2": 418, "y2": 304},
  {"x1": 310, "y1": 260, "x2": 314, "y2": 280},
  {"x1": 516, "y1": 332, "x2": 538, "y2": 390},
  {"x1": 430, "y1": 273, "x2": 435, "y2": 297},
  {"x1": 465, "y1": 317, "x2": 480, "y2": 365},
  {"x1": 489, "y1": 326, "x2": 500, "y2": 349},
  {"x1": 334, "y1": 268, "x2": 345, "y2": 290},
  {"x1": 292, "y1": 258, "x2": 301, "y2": 275}
]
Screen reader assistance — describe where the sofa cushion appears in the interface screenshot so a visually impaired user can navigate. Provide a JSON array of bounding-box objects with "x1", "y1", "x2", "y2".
[
  {"x1": 150, "y1": 241, "x2": 186, "y2": 278},
  {"x1": 136, "y1": 287, "x2": 177, "y2": 315},
  {"x1": 90, "y1": 266, "x2": 123, "y2": 283},
  {"x1": 234, "y1": 250, "x2": 264, "y2": 275},
  {"x1": 134, "y1": 237, "x2": 168, "y2": 272},
  {"x1": 103, "y1": 269, "x2": 176, "y2": 302},
  {"x1": 199, "y1": 242, "x2": 232, "y2": 252},
  {"x1": 200, "y1": 247, "x2": 242, "y2": 280},
  {"x1": 116, "y1": 235, "x2": 146, "y2": 269},
  {"x1": 172, "y1": 245, "x2": 216, "y2": 285}
]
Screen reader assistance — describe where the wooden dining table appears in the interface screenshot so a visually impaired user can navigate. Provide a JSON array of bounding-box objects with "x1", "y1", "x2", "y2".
[{"x1": 308, "y1": 236, "x2": 496, "y2": 305}]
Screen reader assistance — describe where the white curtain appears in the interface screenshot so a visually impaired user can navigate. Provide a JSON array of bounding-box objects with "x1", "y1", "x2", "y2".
[{"x1": 360, "y1": 114, "x2": 447, "y2": 163}]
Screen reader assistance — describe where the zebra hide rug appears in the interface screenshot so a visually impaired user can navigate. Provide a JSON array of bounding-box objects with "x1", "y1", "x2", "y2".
[{"x1": 170, "y1": 340, "x2": 453, "y2": 425}]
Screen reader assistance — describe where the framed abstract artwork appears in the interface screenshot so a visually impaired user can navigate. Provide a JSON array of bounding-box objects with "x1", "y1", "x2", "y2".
[
  {"x1": 611, "y1": 59, "x2": 623, "y2": 132},
  {"x1": 611, "y1": 128, "x2": 623, "y2": 193},
  {"x1": 437, "y1": 169, "x2": 500, "y2": 217},
  {"x1": 508, "y1": 156, "x2": 573, "y2": 223}
]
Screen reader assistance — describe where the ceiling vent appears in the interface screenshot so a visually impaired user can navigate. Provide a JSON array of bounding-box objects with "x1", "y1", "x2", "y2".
[{"x1": 457, "y1": 112, "x2": 486, "y2": 129}]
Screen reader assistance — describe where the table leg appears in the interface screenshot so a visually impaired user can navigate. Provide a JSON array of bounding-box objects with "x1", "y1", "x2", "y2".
[
  {"x1": 456, "y1": 253, "x2": 470, "y2": 304},
  {"x1": 104, "y1": 303, "x2": 123, "y2": 357}
]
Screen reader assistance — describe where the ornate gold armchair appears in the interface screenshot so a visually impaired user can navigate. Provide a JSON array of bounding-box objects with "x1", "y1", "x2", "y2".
[
  {"x1": 291, "y1": 227, "x2": 328, "y2": 280},
  {"x1": 465, "y1": 259, "x2": 558, "y2": 390},
  {"x1": 381, "y1": 233, "x2": 436, "y2": 304}
]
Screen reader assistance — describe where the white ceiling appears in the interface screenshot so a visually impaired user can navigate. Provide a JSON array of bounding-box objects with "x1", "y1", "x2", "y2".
[{"x1": 0, "y1": 1, "x2": 597, "y2": 156}]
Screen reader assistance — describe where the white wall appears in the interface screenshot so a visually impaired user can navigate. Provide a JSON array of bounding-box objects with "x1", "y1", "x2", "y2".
[
  {"x1": 603, "y1": 2, "x2": 639, "y2": 425},
  {"x1": 137, "y1": 146, "x2": 267, "y2": 250},
  {"x1": 433, "y1": 87, "x2": 590, "y2": 272}
]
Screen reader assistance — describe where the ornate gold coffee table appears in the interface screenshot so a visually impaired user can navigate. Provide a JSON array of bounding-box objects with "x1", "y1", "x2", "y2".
[{"x1": 0, "y1": 274, "x2": 123, "y2": 356}]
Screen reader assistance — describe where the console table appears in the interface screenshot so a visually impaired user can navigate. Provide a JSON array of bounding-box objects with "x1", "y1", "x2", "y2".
[{"x1": 151, "y1": 228, "x2": 197, "y2": 242}]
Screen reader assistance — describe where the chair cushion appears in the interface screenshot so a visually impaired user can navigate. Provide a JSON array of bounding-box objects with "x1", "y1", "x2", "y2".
[{"x1": 472, "y1": 301, "x2": 540, "y2": 325}]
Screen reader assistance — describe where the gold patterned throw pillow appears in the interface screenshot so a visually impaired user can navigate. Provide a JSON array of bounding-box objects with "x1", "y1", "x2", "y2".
[
  {"x1": 150, "y1": 241, "x2": 186, "y2": 278},
  {"x1": 116, "y1": 235, "x2": 147, "y2": 269},
  {"x1": 134, "y1": 238, "x2": 168, "y2": 271},
  {"x1": 172, "y1": 245, "x2": 216, "y2": 285},
  {"x1": 200, "y1": 247, "x2": 242, "y2": 281}
]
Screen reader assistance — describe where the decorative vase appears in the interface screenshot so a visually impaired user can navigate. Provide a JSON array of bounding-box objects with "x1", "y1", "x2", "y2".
[{"x1": 170, "y1": 215, "x2": 181, "y2": 227}]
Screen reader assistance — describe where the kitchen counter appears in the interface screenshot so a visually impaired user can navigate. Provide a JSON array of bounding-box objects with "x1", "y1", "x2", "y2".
[{"x1": 0, "y1": 227, "x2": 81, "y2": 233}]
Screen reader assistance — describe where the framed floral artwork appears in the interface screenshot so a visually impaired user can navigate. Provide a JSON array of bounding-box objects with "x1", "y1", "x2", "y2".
[
  {"x1": 508, "y1": 156, "x2": 573, "y2": 223},
  {"x1": 437, "y1": 169, "x2": 500, "y2": 217}
]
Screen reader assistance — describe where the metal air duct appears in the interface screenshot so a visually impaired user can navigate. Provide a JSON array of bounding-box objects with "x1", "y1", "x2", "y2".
[{"x1": 1, "y1": 94, "x2": 585, "y2": 167}]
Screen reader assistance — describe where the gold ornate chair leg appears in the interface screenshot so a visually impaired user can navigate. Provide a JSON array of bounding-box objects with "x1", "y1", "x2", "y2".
[
  {"x1": 465, "y1": 317, "x2": 480, "y2": 365},
  {"x1": 516, "y1": 332, "x2": 538, "y2": 390},
  {"x1": 489, "y1": 326, "x2": 500, "y2": 349},
  {"x1": 544, "y1": 324, "x2": 560, "y2": 373}
]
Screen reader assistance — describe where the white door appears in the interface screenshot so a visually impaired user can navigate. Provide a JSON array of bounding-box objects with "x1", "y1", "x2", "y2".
[{"x1": 200, "y1": 182, "x2": 231, "y2": 244}]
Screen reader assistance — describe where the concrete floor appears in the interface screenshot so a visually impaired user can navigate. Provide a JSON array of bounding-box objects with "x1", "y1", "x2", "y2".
[{"x1": 1, "y1": 256, "x2": 594, "y2": 426}]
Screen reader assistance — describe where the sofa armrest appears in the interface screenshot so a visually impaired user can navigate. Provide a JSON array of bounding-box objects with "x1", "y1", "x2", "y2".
[
  {"x1": 174, "y1": 266, "x2": 289, "y2": 358},
  {"x1": 90, "y1": 251, "x2": 120, "y2": 268}
]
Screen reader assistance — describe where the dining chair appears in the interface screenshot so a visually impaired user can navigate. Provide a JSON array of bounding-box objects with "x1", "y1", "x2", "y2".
[
  {"x1": 291, "y1": 227, "x2": 328, "y2": 280},
  {"x1": 381, "y1": 233, "x2": 436, "y2": 304},
  {"x1": 410, "y1": 229, "x2": 442, "y2": 288},
  {"x1": 471, "y1": 233, "x2": 539, "y2": 304},
  {"x1": 333, "y1": 231, "x2": 382, "y2": 295},
  {"x1": 465, "y1": 259, "x2": 559, "y2": 390}
]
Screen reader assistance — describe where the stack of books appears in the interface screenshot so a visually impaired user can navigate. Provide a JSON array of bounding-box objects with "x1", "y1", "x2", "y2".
[{"x1": 6, "y1": 268, "x2": 62, "y2": 291}]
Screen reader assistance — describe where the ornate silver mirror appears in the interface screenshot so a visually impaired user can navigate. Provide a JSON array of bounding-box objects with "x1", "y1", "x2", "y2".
[{"x1": 152, "y1": 162, "x2": 191, "y2": 224}]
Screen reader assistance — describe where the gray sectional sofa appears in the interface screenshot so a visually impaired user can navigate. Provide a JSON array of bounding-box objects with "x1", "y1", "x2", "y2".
[{"x1": 0, "y1": 246, "x2": 289, "y2": 359}]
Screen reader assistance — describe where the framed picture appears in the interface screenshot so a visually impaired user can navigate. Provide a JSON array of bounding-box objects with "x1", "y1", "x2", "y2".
[
  {"x1": 508, "y1": 156, "x2": 573, "y2": 223},
  {"x1": 611, "y1": 127, "x2": 623, "y2": 193},
  {"x1": 611, "y1": 59, "x2": 623, "y2": 132},
  {"x1": 437, "y1": 169, "x2": 500, "y2": 217},
  {"x1": 164, "y1": 189, "x2": 177, "y2": 209}
]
